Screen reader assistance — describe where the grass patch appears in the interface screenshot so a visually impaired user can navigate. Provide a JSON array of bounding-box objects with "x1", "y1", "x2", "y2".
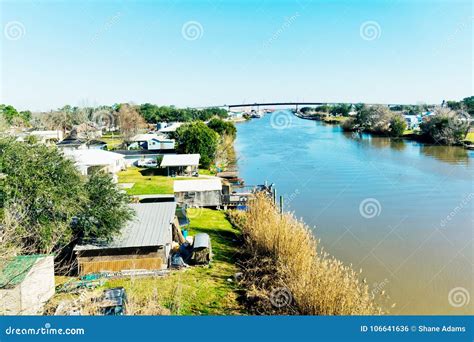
[
  {"x1": 464, "y1": 132, "x2": 474, "y2": 143},
  {"x1": 118, "y1": 167, "x2": 193, "y2": 195},
  {"x1": 101, "y1": 134, "x2": 124, "y2": 150},
  {"x1": 322, "y1": 116, "x2": 348, "y2": 124},
  {"x1": 105, "y1": 209, "x2": 245, "y2": 315},
  {"x1": 199, "y1": 168, "x2": 216, "y2": 176}
]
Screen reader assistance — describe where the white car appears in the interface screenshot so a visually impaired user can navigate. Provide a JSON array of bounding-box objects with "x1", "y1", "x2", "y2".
[{"x1": 137, "y1": 159, "x2": 158, "y2": 168}]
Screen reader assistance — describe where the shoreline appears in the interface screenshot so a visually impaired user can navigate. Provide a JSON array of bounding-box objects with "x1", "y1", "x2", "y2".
[{"x1": 294, "y1": 112, "x2": 474, "y2": 149}]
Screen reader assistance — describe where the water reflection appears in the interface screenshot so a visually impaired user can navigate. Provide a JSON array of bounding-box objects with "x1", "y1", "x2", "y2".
[
  {"x1": 341, "y1": 131, "x2": 469, "y2": 164},
  {"x1": 420, "y1": 145, "x2": 470, "y2": 165}
]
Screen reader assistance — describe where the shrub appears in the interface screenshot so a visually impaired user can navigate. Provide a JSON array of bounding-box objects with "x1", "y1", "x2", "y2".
[
  {"x1": 419, "y1": 108, "x2": 469, "y2": 145},
  {"x1": 388, "y1": 114, "x2": 407, "y2": 137}
]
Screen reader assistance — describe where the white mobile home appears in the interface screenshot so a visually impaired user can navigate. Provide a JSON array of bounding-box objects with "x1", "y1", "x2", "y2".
[{"x1": 63, "y1": 149, "x2": 125, "y2": 178}]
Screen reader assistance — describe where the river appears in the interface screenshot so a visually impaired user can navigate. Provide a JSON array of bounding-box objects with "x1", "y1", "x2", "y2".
[{"x1": 234, "y1": 111, "x2": 473, "y2": 315}]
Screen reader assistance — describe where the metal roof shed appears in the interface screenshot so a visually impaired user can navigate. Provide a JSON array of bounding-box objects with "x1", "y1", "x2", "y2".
[
  {"x1": 161, "y1": 154, "x2": 200, "y2": 176},
  {"x1": 160, "y1": 154, "x2": 200, "y2": 167},
  {"x1": 174, "y1": 179, "x2": 222, "y2": 207},
  {"x1": 74, "y1": 202, "x2": 177, "y2": 274},
  {"x1": 75, "y1": 202, "x2": 177, "y2": 252},
  {"x1": 174, "y1": 179, "x2": 222, "y2": 192}
]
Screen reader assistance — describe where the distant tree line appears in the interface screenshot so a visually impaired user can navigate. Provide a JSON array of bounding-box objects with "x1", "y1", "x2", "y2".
[
  {"x1": 138, "y1": 104, "x2": 228, "y2": 123},
  {"x1": 445, "y1": 96, "x2": 474, "y2": 116}
]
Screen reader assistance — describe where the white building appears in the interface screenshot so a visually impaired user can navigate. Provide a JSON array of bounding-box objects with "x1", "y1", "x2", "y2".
[
  {"x1": 158, "y1": 122, "x2": 183, "y2": 134},
  {"x1": 63, "y1": 149, "x2": 125, "y2": 179},
  {"x1": 29, "y1": 130, "x2": 64, "y2": 144},
  {"x1": 160, "y1": 154, "x2": 200, "y2": 176},
  {"x1": 404, "y1": 115, "x2": 420, "y2": 129},
  {"x1": 0, "y1": 255, "x2": 55, "y2": 315},
  {"x1": 129, "y1": 133, "x2": 175, "y2": 151},
  {"x1": 174, "y1": 178, "x2": 222, "y2": 207}
]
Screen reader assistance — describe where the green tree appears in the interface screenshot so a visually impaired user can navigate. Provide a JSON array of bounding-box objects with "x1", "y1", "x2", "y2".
[
  {"x1": 207, "y1": 117, "x2": 236, "y2": 139},
  {"x1": 175, "y1": 121, "x2": 219, "y2": 168},
  {"x1": 330, "y1": 104, "x2": 351, "y2": 117},
  {"x1": 19, "y1": 110, "x2": 32, "y2": 123},
  {"x1": 0, "y1": 139, "x2": 86, "y2": 253},
  {"x1": 74, "y1": 172, "x2": 134, "y2": 240},
  {"x1": 388, "y1": 114, "x2": 407, "y2": 137},
  {"x1": 462, "y1": 96, "x2": 474, "y2": 115},
  {"x1": 0, "y1": 139, "x2": 134, "y2": 253},
  {"x1": 0, "y1": 105, "x2": 19, "y2": 124}
]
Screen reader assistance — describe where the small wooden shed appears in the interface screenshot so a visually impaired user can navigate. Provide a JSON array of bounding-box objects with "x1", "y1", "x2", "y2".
[
  {"x1": 74, "y1": 202, "x2": 177, "y2": 275},
  {"x1": 0, "y1": 255, "x2": 55, "y2": 315}
]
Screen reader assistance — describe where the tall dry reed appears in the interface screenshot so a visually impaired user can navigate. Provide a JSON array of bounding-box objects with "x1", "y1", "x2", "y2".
[{"x1": 229, "y1": 193, "x2": 382, "y2": 315}]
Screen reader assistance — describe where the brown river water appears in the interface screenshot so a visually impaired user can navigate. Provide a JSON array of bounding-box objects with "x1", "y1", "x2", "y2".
[{"x1": 235, "y1": 111, "x2": 473, "y2": 315}]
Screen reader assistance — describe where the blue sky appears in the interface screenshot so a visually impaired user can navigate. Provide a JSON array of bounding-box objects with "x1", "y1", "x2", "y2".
[{"x1": 0, "y1": 0, "x2": 472, "y2": 111}]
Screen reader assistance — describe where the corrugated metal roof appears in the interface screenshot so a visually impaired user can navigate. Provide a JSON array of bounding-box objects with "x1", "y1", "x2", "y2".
[
  {"x1": 160, "y1": 154, "x2": 200, "y2": 167},
  {"x1": 63, "y1": 149, "x2": 124, "y2": 167},
  {"x1": 75, "y1": 202, "x2": 176, "y2": 251},
  {"x1": 0, "y1": 255, "x2": 51, "y2": 288},
  {"x1": 174, "y1": 178, "x2": 222, "y2": 192}
]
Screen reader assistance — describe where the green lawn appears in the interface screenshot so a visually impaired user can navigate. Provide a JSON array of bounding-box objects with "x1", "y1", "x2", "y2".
[
  {"x1": 118, "y1": 167, "x2": 215, "y2": 195},
  {"x1": 101, "y1": 134, "x2": 124, "y2": 150},
  {"x1": 118, "y1": 167, "x2": 183, "y2": 195},
  {"x1": 106, "y1": 209, "x2": 245, "y2": 315}
]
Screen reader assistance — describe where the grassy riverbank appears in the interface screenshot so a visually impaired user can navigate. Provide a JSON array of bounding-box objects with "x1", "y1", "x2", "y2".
[
  {"x1": 105, "y1": 208, "x2": 244, "y2": 315},
  {"x1": 48, "y1": 209, "x2": 244, "y2": 315},
  {"x1": 228, "y1": 193, "x2": 383, "y2": 315}
]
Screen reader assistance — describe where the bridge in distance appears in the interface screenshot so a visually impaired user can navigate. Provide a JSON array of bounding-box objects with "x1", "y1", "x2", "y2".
[{"x1": 222, "y1": 102, "x2": 403, "y2": 110}]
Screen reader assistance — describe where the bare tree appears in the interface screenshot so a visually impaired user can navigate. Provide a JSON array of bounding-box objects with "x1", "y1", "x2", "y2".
[{"x1": 117, "y1": 104, "x2": 146, "y2": 143}]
